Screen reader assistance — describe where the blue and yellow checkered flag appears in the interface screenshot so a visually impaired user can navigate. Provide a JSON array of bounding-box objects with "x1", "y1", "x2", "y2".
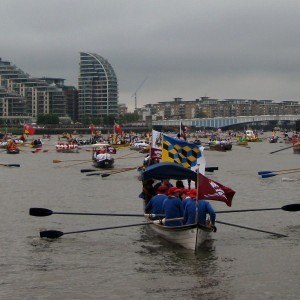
[{"x1": 162, "y1": 135, "x2": 203, "y2": 170}]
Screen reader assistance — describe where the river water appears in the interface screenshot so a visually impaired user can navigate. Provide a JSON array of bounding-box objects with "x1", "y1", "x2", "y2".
[{"x1": 0, "y1": 136, "x2": 299, "y2": 299}]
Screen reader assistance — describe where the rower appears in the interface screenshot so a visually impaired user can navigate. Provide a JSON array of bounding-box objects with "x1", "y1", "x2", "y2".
[
  {"x1": 145, "y1": 185, "x2": 168, "y2": 216},
  {"x1": 162, "y1": 187, "x2": 184, "y2": 227}
]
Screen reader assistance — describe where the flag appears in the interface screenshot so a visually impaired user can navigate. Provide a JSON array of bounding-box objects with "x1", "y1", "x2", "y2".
[
  {"x1": 114, "y1": 121, "x2": 122, "y2": 134},
  {"x1": 152, "y1": 129, "x2": 163, "y2": 149},
  {"x1": 150, "y1": 147, "x2": 161, "y2": 160},
  {"x1": 197, "y1": 172, "x2": 235, "y2": 207},
  {"x1": 162, "y1": 134, "x2": 204, "y2": 171},
  {"x1": 23, "y1": 124, "x2": 35, "y2": 135}
]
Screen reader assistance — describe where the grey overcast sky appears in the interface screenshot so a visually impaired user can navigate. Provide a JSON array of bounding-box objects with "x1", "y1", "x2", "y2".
[{"x1": 1, "y1": 0, "x2": 300, "y2": 111}]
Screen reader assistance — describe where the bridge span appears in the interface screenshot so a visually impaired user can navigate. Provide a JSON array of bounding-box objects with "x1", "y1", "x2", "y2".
[{"x1": 152, "y1": 115, "x2": 300, "y2": 129}]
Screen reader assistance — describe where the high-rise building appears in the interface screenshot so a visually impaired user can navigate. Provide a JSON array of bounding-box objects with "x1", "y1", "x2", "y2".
[
  {"x1": 78, "y1": 52, "x2": 118, "y2": 121},
  {"x1": 0, "y1": 58, "x2": 67, "y2": 122}
]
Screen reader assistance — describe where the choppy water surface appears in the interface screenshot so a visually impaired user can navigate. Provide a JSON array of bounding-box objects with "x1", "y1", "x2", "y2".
[{"x1": 0, "y1": 136, "x2": 299, "y2": 299}]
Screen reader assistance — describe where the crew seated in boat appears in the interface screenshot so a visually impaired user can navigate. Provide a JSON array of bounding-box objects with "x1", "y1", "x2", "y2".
[
  {"x1": 32, "y1": 139, "x2": 42, "y2": 146},
  {"x1": 183, "y1": 189, "x2": 217, "y2": 231},
  {"x1": 162, "y1": 187, "x2": 184, "y2": 227},
  {"x1": 180, "y1": 189, "x2": 193, "y2": 210},
  {"x1": 7, "y1": 140, "x2": 17, "y2": 150},
  {"x1": 96, "y1": 149, "x2": 111, "y2": 162},
  {"x1": 145, "y1": 185, "x2": 168, "y2": 215}
]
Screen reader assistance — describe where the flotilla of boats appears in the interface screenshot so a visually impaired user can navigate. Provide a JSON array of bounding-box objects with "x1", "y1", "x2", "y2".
[{"x1": 1, "y1": 126, "x2": 299, "y2": 251}]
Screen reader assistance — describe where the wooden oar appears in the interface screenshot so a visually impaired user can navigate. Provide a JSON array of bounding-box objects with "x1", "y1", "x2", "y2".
[
  {"x1": 116, "y1": 152, "x2": 141, "y2": 160},
  {"x1": 86, "y1": 167, "x2": 136, "y2": 177},
  {"x1": 53, "y1": 159, "x2": 91, "y2": 164},
  {"x1": 216, "y1": 204, "x2": 300, "y2": 213},
  {"x1": 0, "y1": 163, "x2": 21, "y2": 167},
  {"x1": 261, "y1": 170, "x2": 300, "y2": 178},
  {"x1": 58, "y1": 161, "x2": 91, "y2": 168},
  {"x1": 39, "y1": 217, "x2": 183, "y2": 239},
  {"x1": 216, "y1": 220, "x2": 288, "y2": 237},
  {"x1": 269, "y1": 142, "x2": 300, "y2": 154},
  {"x1": 101, "y1": 166, "x2": 137, "y2": 178},
  {"x1": 31, "y1": 204, "x2": 300, "y2": 218},
  {"x1": 258, "y1": 167, "x2": 300, "y2": 175},
  {"x1": 29, "y1": 207, "x2": 165, "y2": 218}
]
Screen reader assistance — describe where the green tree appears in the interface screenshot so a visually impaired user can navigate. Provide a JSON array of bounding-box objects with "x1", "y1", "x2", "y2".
[
  {"x1": 102, "y1": 115, "x2": 115, "y2": 125},
  {"x1": 37, "y1": 114, "x2": 59, "y2": 124},
  {"x1": 119, "y1": 112, "x2": 139, "y2": 123}
]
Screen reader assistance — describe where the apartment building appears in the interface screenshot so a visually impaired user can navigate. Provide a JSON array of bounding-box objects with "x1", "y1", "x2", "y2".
[
  {"x1": 0, "y1": 58, "x2": 67, "y2": 121},
  {"x1": 78, "y1": 52, "x2": 118, "y2": 121},
  {"x1": 143, "y1": 96, "x2": 300, "y2": 120}
]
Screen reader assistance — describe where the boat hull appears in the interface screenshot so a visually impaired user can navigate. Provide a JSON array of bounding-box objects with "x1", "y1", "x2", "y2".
[
  {"x1": 93, "y1": 158, "x2": 115, "y2": 169},
  {"x1": 209, "y1": 143, "x2": 232, "y2": 151},
  {"x1": 7, "y1": 148, "x2": 20, "y2": 154},
  {"x1": 147, "y1": 220, "x2": 213, "y2": 251}
]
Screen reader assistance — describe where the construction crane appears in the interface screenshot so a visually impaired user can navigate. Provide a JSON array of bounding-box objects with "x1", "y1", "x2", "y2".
[{"x1": 131, "y1": 77, "x2": 147, "y2": 110}]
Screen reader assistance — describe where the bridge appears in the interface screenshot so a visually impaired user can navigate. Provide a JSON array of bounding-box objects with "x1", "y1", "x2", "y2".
[{"x1": 152, "y1": 115, "x2": 300, "y2": 129}]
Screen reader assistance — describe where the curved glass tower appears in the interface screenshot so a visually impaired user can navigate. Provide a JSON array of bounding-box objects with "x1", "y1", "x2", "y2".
[{"x1": 78, "y1": 52, "x2": 118, "y2": 121}]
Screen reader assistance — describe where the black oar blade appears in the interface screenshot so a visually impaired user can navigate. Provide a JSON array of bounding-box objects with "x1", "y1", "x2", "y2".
[
  {"x1": 282, "y1": 204, "x2": 300, "y2": 211},
  {"x1": 257, "y1": 170, "x2": 272, "y2": 175},
  {"x1": 40, "y1": 230, "x2": 64, "y2": 239},
  {"x1": 261, "y1": 173, "x2": 276, "y2": 178},
  {"x1": 81, "y1": 169, "x2": 97, "y2": 173},
  {"x1": 29, "y1": 207, "x2": 53, "y2": 217},
  {"x1": 205, "y1": 166, "x2": 218, "y2": 172},
  {"x1": 101, "y1": 173, "x2": 110, "y2": 178},
  {"x1": 86, "y1": 173, "x2": 101, "y2": 176},
  {"x1": 8, "y1": 164, "x2": 21, "y2": 167}
]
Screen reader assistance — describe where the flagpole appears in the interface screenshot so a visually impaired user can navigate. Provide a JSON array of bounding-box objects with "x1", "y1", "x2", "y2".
[
  {"x1": 195, "y1": 165, "x2": 200, "y2": 223},
  {"x1": 194, "y1": 164, "x2": 200, "y2": 251},
  {"x1": 179, "y1": 120, "x2": 182, "y2": 136}
]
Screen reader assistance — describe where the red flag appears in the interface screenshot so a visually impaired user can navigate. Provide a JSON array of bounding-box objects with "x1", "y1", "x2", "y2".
[
  {"x1": 197, "y1": 173, "x2": 235, "y2": 207},
  {"x1": 23, "y1": 124, "x2": 35, "y2": 135},
  {"x1": 114, "y1": 122, "x2": 122, "y2": 134},
  {"x1": 150, "y1": 147, "x2": 161, "y2": 160}
]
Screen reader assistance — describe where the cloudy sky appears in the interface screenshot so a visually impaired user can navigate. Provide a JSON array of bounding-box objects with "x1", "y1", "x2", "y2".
[{"x1": 1, "y1": 0, "x2": 300, "y2": 111}]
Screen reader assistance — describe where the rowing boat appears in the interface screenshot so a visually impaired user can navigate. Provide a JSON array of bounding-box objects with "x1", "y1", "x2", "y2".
[
  {"x1": 141, "y1": 162, "x2": 214, "y2": 250},
  {"x1": 55, "y1": 142, "x2": 79, "y2": 153},
  {"x1": 92, "y1": 143, "x2": 115, "y2": 169}
]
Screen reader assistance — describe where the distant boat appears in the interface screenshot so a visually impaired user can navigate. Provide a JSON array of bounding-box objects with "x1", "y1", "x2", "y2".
[
  {"x1": 92, "y1": 143, "x2": 115, "y2": 169},
  {"x1": 55, "y1": 142, "x2": 79, "y2": 153}
]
